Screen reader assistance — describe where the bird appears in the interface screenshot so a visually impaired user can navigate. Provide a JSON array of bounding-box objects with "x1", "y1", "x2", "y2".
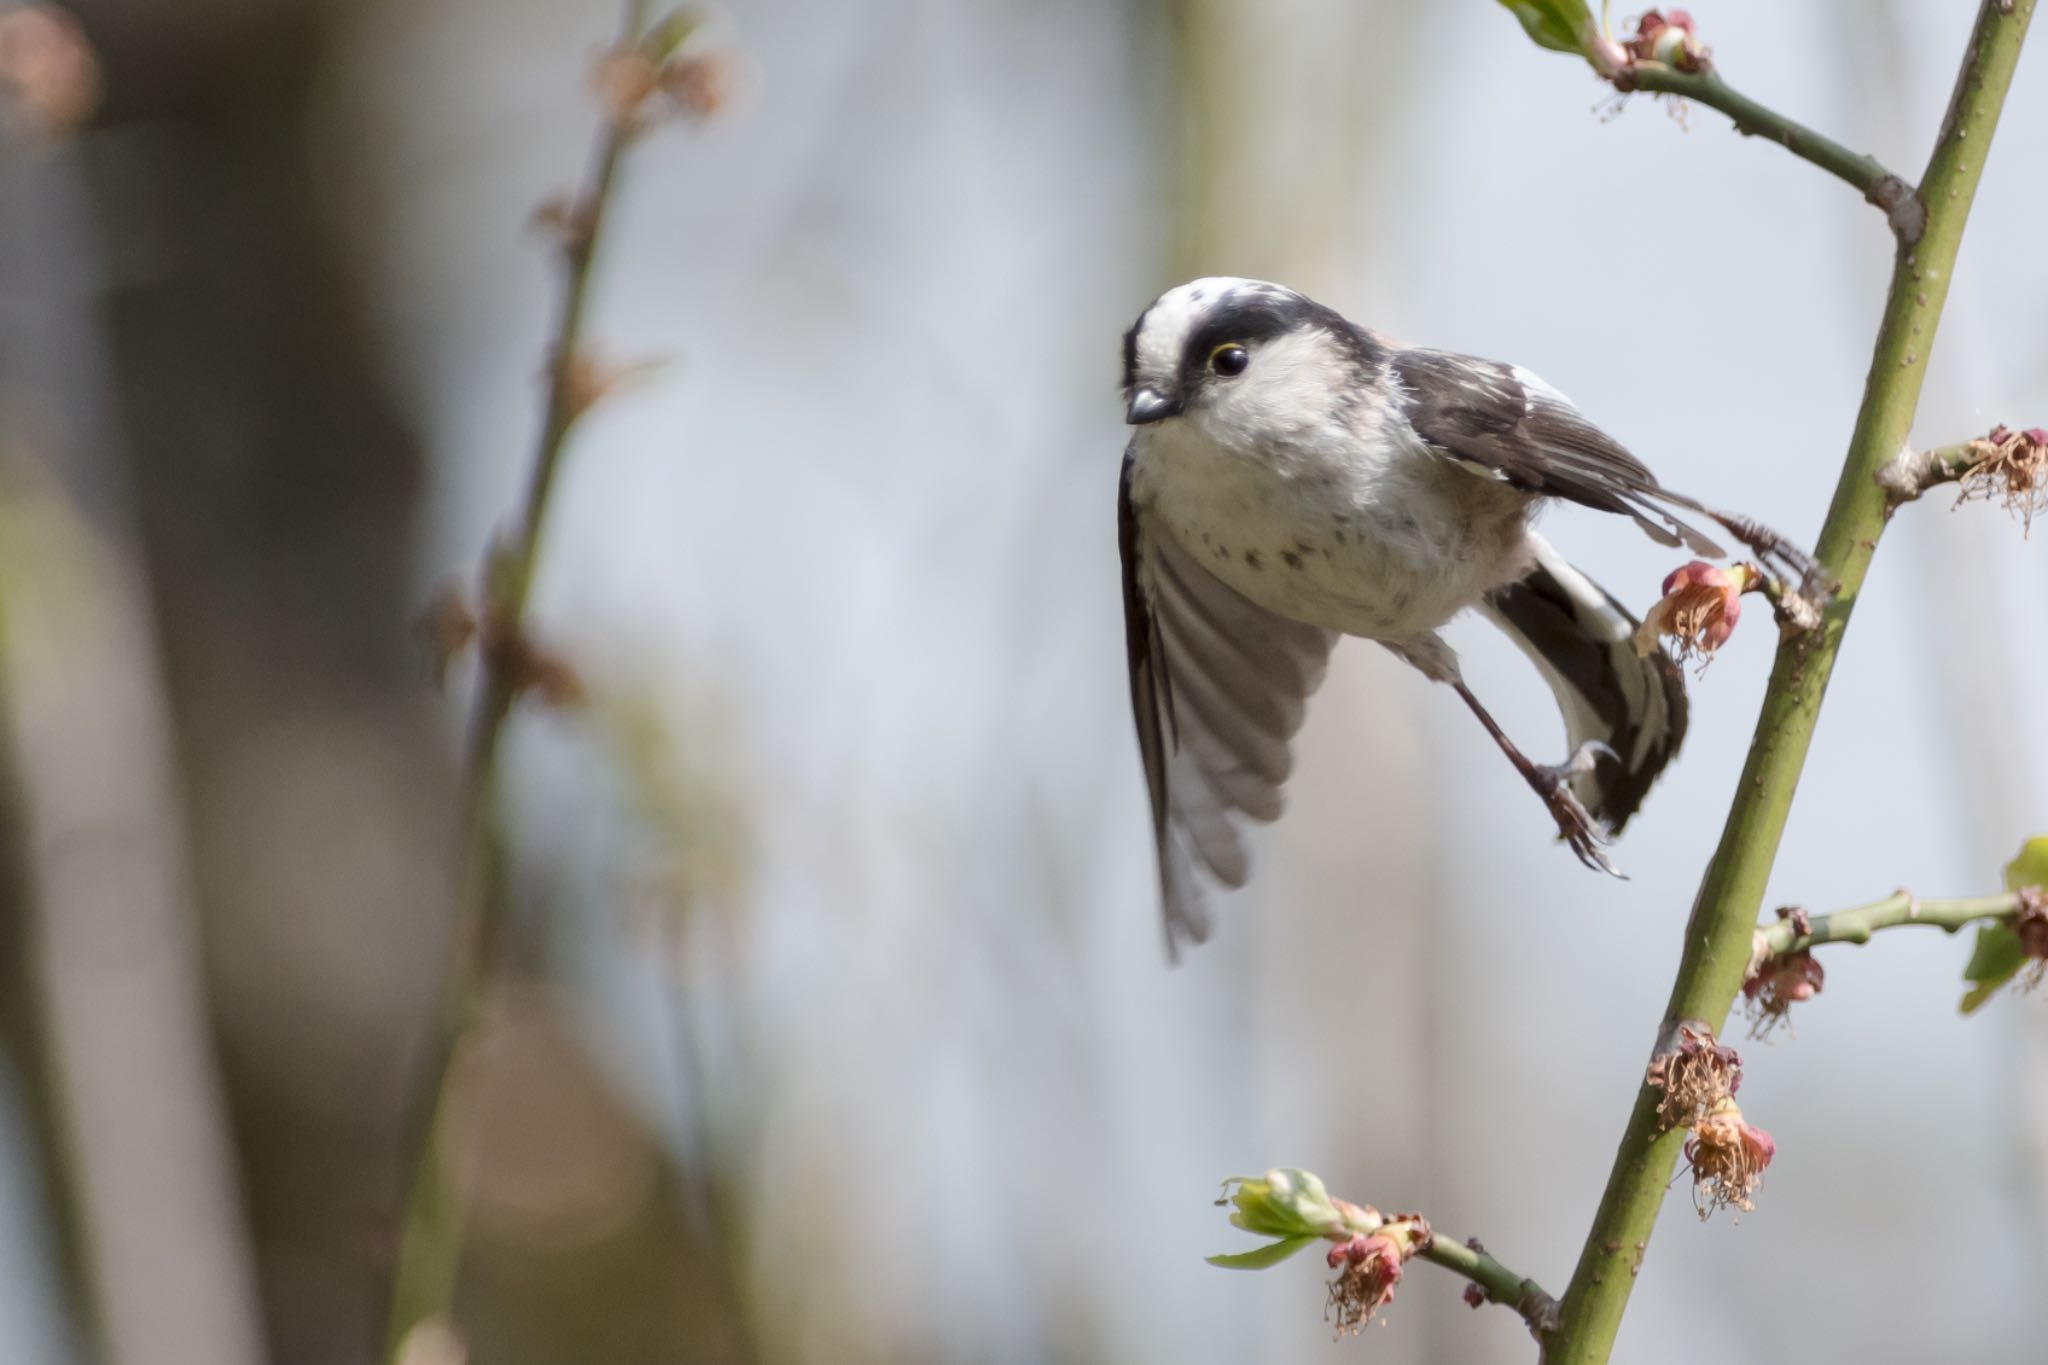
[{"x1": 1117, "y1": 276, "x2": 1814, "y2": 953}]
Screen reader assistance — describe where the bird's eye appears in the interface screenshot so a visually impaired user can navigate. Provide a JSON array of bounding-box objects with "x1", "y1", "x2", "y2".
[{"x1": 1209, "y1": 344, "x2": 1250, "y2": 377}]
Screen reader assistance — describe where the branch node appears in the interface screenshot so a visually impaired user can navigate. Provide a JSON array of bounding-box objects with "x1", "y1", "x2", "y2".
[
  {"x1": 1880, "y1": 426, "x2": 2048, "y2": 531},
  {"x1": 1866, "y1": 174, "x2": 1928, "y2": 243}
]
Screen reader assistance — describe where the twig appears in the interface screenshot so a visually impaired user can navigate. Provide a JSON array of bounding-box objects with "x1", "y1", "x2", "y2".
[
  {"x1": 383, "y1": 1, "x2": 656, "y2": 1355},
  {"x1": 1550, "y1": 5, "x2": 2034, "y2": 1362},
  {"x1": 1752, "y1": 891, "x2": 2024, "y2": 962},
  {"x1": 1876, "y1": 440, "x2": 1988, "y2": 503},
  {"x1": 1419, "y1": 1234, "x2": 1559, "y2": 1341},
  {"x1": 1621, "y1": 62, "x2": 1922, "y2": 241}
]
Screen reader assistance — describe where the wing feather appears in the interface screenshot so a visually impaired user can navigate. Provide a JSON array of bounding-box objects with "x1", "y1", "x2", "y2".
[
  {"x1": 1119, "y1": 448, "x2": 1336, "y2": 954},
  {"x1": 1391, "y1": 348, "x2": 1728, "y2": 557}
]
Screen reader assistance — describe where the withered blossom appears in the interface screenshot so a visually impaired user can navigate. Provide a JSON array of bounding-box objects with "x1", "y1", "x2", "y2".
[
  {"x1": 1646, "y1": 1022, "x2": 1742, "y2": 1131},
  {"x1": 1742, "y1": 949, "x2": 1825, "y2": 1038},
  {"x1": 1685, "y1": 1096, "x2": 1775, "y2": 1218},
  {"x1": 1634, "y1": 560, "x2": 1758, "y2": 669},
  {"x1": 1324, "y1": 1216, "x2": 1429, "y2": 1337},
  {"x1": 1956, "y1": 425, "x2": 2048, "y2": 535}
]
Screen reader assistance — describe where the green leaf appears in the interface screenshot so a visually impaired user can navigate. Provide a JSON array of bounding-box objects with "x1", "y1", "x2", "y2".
[
  {"x1": 1965, "y1": 838, "x2": 2048, "y2": 1013},
  {"x1": 1219, "y1": 1168, "x2": 1345, "y2": 1238},
  {"x1": 1960, "y1": 925, "x2": 2025, "y2": 1014},
  {"x1": 1495, "y1": 0, "x2": 1596, "y2": 54},
  {"x1": 2006, "y1": 836, "x2": 2048, "y2": 894},
  {"x1": 1207, "y1": 1236, "x2": 1318, "y2": 1271}
]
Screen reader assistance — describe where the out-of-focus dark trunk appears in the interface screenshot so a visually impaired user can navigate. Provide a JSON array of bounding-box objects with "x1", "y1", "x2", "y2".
[{"x1": 65, "y1": 2, "x2": 452, "y2": 1358}]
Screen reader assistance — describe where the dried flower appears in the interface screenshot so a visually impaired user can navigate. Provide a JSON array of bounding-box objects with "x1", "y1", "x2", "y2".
[
  {"x1": 1956, "y1": 424, "x2": 2048, "y2": 535},
  {"x1": 1324, "y1": 1216, "x2": 1429, "y2": 1337},
  {"x1": 1634, "y1": 560, "x2": 1758, "y2": 669},
  {"x1": 1646, "y1": 1022, "x2": 1742, "y2": 1131},
  {"x1": 1743, "y1": 949, "x2": 1825, "y2": 1038},
  {"x1": 1684, "y1": 1097, "x2": 1774, "y2": 1218},
  {"x1": 0, "y1": 5, "x2": 100, "y2": 141}
]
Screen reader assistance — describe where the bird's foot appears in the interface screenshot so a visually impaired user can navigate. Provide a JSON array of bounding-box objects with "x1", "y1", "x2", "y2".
[
  {"x1": 1530, "y1": 742, "x2": 1624, "y2": 878},
  {"x1": 1713, "y1": 513, "x2": 1833, "y2": 603}
]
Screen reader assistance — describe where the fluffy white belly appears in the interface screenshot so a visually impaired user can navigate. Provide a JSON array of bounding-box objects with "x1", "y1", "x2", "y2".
[{"x1": 1134, "y1": 423, "x2": 1534, "y2": 642}]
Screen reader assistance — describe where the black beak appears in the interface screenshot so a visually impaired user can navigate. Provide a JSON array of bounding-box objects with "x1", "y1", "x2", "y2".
[{"x1": 1126, "y1": 387, "x2": 1181, "y2": 425}]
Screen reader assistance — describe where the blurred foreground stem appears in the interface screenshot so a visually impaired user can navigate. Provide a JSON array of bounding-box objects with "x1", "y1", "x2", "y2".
[
  {"x1": 384, "y1": 1, "x2": 653, "y2": 1354},
  {"x1": 1549, "y1": 4, "x2": 2034, "y2": 1360}
]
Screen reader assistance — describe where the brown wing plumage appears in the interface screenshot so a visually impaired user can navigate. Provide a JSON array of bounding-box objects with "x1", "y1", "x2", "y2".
[
  {"x1": 1119, "y1": 448, "x2": 1336, "y2": 954},
  {"x1": 1390, "y1": 348, "x2": 1733, "y2": 557}
]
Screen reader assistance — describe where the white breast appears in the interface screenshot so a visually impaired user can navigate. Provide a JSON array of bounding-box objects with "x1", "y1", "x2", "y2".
[{"x1": 1131, "y1": 415, "x2": 1535, "y2": 644}]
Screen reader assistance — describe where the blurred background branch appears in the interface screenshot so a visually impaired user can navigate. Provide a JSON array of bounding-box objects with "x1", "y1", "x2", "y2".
[{"x1": 383, "y1": 2, "x2": 741, "y2": 1356}]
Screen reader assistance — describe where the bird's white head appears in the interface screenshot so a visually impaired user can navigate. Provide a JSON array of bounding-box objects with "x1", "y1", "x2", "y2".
[{"x1": 1120, "y1": 277, "x2": 1381, "y2": 453}]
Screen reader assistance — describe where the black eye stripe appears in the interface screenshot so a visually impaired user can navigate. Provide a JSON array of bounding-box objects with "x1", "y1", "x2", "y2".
[
  {"x1": 1174, "y1": 290, "x2": 1388, "y2": 392},
  {"x1": 1179, "y1": 296, "x2": 1297, "y2": 377}
]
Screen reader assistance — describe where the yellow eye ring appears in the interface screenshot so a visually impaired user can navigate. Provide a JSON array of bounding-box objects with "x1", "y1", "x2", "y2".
[{"x1": 1209, "y1": 343, "x2": 1250, "y2": 377}]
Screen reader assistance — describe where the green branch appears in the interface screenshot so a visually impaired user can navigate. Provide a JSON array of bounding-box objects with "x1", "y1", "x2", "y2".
[
  {"x1": 1549, "y1": 4, "x2": 2035, "y2": 1362},
  {"x1": 1754, "y1": 892, "x2": 2024, "y2": 960},
  {"x1": 1623, "y1": 62, "x2": 1920, "y2": 239},
  {"x1": 1420, "y1": 1235, "x2": 1559, "y2": 1341},
  {"x1": 383, "y1": 1, "x2": 659, "y2": 1355}
]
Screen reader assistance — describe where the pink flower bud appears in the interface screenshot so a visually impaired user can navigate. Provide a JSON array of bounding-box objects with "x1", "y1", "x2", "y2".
[{"x1": 1625, "y1": 9, "x2": 1708, "y2": 71}]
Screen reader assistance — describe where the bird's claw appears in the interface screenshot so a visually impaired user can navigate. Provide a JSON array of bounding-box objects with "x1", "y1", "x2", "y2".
[{"x1": 1532, "y1": 743, "x2": 1625, "y2": 879}]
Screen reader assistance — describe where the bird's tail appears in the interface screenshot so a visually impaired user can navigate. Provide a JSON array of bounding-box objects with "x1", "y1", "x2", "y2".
[{"x1": 1481, "y1": 536, "x2": 1688, "y2": 832}]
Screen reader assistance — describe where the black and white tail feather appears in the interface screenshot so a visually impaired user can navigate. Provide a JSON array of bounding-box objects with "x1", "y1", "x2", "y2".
[{"x1": 1481, "y1": 536, "x2": 1688, "y2": 835}]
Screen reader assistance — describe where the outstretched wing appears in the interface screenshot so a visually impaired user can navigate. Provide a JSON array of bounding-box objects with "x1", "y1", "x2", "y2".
[
  {"x1": 1119, "y1": 448, "x2": 1337, "y2": 955},
  {"x1": 1391, "y1": 348, "x2": 1730, "y2": 557}
]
